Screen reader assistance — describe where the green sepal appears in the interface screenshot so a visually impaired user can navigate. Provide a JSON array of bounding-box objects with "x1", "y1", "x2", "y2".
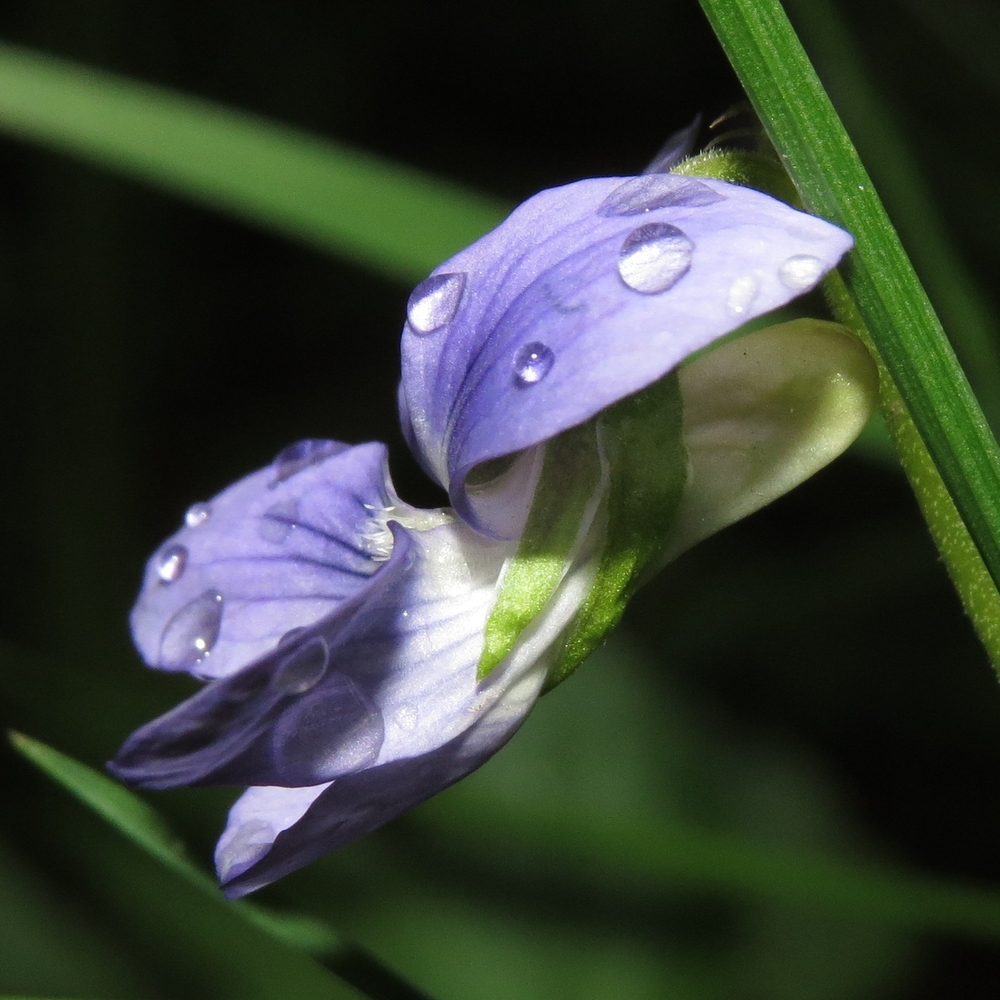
[
  {"x1": 674, "y1": 148, "x2": 800, "y2": 207},
  {"x1": 477, "y1": 372, "x2": 688, "y2": 685}
]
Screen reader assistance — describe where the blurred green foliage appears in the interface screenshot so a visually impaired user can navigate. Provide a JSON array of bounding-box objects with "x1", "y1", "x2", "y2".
[{"x1": 1, "y1": 1, "x2": 1000, "y2": 998}]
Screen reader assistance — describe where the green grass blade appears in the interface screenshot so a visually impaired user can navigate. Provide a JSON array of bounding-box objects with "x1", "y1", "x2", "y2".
[
  {"x1": 0, "y1": 41, "x2": 508, "y2": 283},
  {"x1": 7, "y1": 732, "x2": 382, "y2": 998},
  {"x1": 784, "y1": 0, "x2": 1000, "y2": 429},
  {"x1": 697, "y1": 0, "x2": 1000, "y2": 634},
  {"x1": 425, "y1": 790, "x2": 1000, "y2": 941}
]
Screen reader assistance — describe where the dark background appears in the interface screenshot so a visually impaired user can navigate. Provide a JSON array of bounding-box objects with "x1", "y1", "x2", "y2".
[{"x1": 2, "y1": 1, "x2": 1000, "y2": 997}]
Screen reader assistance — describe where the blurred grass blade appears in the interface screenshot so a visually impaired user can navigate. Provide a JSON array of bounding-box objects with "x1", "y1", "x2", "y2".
[
  {"x1": 697, "y1": 0, "x2": 1000, "y2": 620},
  {"x1": 425, "y1": 791, "x2": 1000, "y2": 941},
  {"x1": 783, "y1": 0, "x2": 1000, "y2": 429},
  {"x1": 9, "y1": 733, "x2": 434, "y2": 1000},
  {"x1": 0, "y1": 41, "x2": 508, "y2": 283}
]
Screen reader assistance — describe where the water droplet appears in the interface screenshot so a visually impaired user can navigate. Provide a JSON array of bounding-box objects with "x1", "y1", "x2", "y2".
[
  {"x1": 274, "y1": 673, "x2": 385, "y2": 781},
  {"x1": 726, "y1": 274, "x2": 759, "y2": 315},
  {"x1": 277, "y1": 627, "x2": 307, "y2": 647},
  {"x1": 271, "y1": 439, "x2": 348, "y2": 484},
  {"x1": 184, "y1": 502, "x2": 211, "y2": 528},
  {"x1": 258, "y1": 499, "x2": 299, "y2": 544},
  {"x1": 598, "y1": 174, "x2": 724, "y2": 216},
  {"x1": 617, "y1": 223, "x2": 693, "y2": 294},
  {"x1": 159, "y1": 590, "x2": 224, "y2": 671},
  {"x1": 273, "y1": 636, "x2": 329, "y2": 694},
  {"x1": 513, "y1": 342, "x2": 554, "y2": 385},
  {"x1": 394, "y1": 703, "x2": 419, "y2": 730},
  {"x1": 156, "y1": 543, "x2": 188, "y2": 583},
  {"x1": 778, "y1": 254, "x2": 824, "y2": 290},
  {"x1": 406, "y1": 272, "x2": 466, "y2": 334}
]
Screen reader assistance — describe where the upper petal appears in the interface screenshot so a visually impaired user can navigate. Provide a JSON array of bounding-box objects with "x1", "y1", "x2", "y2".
[
  {"x1": 130, "y1": 440, "x2": 396, "y2": 680},
  {"x1": 398, "y1": 175, "x2": 853, "y2": 538}
]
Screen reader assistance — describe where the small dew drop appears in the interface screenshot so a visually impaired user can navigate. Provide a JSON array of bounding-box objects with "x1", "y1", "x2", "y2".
[
  {"x1": 617, "y1": 223, "x2": 693, "y2": 294},
  {"x1": 598, "y1": 174, "x2": 724, "y2": 216},
  {"x1": 778, "y1": 254, "x2": 824, "y2": 291},
  {"x1": 184, "y1": 503, "x2": 211, "y2": 528},
  {"x1": 406, "y1": 272, "x2": 467, "y2": 334},
  {"x1": 513, "y1": 342, "x2": 554, "y2": 386},
  {"x1": 159, "y1": 590, "x2": 224, "y2": 671},
  {"x1": 258, "y1": 499, "x2": 299, "y2": 544},
  {"x1": 156, "y1": 543, "x2": 188, "y2": 583},
  {"x1": 271, "y1": 439, "x2": 347, "y2": 484},
  {"x1": 273, "y1": 636, "x2": 330, "y2": 695},
  {"x1": 726, "y1": 274, "x2": 759, "y2": 315}
]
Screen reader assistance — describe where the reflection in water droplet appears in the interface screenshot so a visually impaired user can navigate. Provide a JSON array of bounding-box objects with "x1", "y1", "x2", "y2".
[
  {"x1": 258, "y1": 499, "x2": 299, "y2": 543},
  {"x1": 726, "y1": 274, "x2": 759, "y2": 315},
  {"x1": 273, "y1": 637, "x2": 330, "y2": 694},
  {"x1": 184, "y1": 503, "x2": 211, "y2": 528},
  {"x1": 275, "y1": 673, "x2": 385, "y2": 781},
  {"x1": 157, "y1": 543, "x2": 188, "y2": 583},
  {"x1": 271, "y1": 439, "x2": 348, "y2": 484},
  {"x1": 598, "y1": 174, "x2": 724, "y2": 217},
  {"x1": 513, "y1": 342, "x2": 554, "y2": 386},
  {"x1": 617, "y1": 223, "x2": 693, "y2": 294},
  {"x1": 778, "y1": 254, "x2": 824, "y2": 290},
  {"x1": 406, "y1": 272, "x2": 467, "y2": 334},
  {"x1": 159, "y1": 590, "x2": 224, "y2": 671}
]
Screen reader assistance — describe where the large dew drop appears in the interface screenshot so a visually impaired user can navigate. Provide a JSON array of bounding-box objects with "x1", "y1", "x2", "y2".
[
  {"x1": 272, "y1": 636, "x2": 330, "y2": 695},
  {"x1": 406, "y1": 272, "x2": 467, "y2": 335},
  {"x1": 159, "y1": 590, "x2": 224, "y2": 671},
  {"x1": 598, "y1": 174, "x2": 724, "y2": 216},
  {"x1": 778, "y1": 254, "x2": 825, "y2": 290},
  {"x1": 156, "y1": 543, "x2": 188, "y2": 583},
  {"x1": 617, "y1": 223, "x2": 693, "y2": 294},
  {"x1": 274, "y1": 673, "x2": 385, "y2": 781},
  {"x1": 513, "y1": 342, "x2": 555, "y2": 386}
]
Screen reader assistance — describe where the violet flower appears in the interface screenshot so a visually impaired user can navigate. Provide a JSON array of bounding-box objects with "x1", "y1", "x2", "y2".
[{"x1": 110, "y1": 171, "x2": 877, "y2": 897}]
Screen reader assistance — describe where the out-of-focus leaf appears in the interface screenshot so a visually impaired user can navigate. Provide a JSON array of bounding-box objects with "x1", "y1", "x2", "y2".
[
  {"x1": 0, "y1": 41, "x2": 508, "y2": 283},
  {"x1": 7, "y1": 734, "x2": 359, "y2": 981}
]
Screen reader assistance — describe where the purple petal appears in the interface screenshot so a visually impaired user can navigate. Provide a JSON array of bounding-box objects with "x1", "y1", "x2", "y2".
[
  {"x1": 130, "y1": 441, "x2": 395, "y2": 680},
  {"x1": 111, "y1": 515, "x2": 518, "y2": 790},
  {"x1": 398, "y1": 176, "x2": 853, "y2": 537},
  {"x1": 216, "y1": 655, "x2": 546, "y2": 898}
]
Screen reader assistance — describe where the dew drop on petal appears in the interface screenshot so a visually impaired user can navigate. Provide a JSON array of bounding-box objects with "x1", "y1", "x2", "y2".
[
  {"x1": 513, "y1": 342, "x2": 554, "y2": 386},
  {"x1": 406, "y1": 272, "x2": 467, "y2": 334},
  {"x1": 275, "y1": 673, "x2": 385, "y2": 780},
  {"x1": 778, "y1": 254, "x2": 825, "y2": 290},
  {"x1": 272, "y1": 637, "x2": 330, "y2": 695},
  {"x1": 726, "y1": 274, "x2": 759, "y2": 316},
  {"x1": 618, "y1": 223, "x2": 693, "y2": 294},
  {"x1": 598, "y1": 174, "x2": 724, "y2": 216},
  {"x1": 258, "y1": 499, "x2": 299, "y2": 544},
  {"x1": 156, "y1": 543, "x2": 188, "y2": 583},
  {"x1": 277, "y1": 627, "x2": 308, "y2": 647},
  {"x1": 271, "y1": 439, "x2": 348, "y2": 484},
  {"x1": 159, "y1": 590, "x2": 224, "y2": 670},
  {"x1": 184, "y1": 502, "x2": 211, "y2": 528}
]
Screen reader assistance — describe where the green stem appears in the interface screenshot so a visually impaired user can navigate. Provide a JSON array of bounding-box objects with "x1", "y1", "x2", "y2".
[
  {"x1": 697, "y1": 0, "x2": 1000, "y2": 669},
  {"x1": 825, "y1": 274, "x2": 1000, "y2": 664}
]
